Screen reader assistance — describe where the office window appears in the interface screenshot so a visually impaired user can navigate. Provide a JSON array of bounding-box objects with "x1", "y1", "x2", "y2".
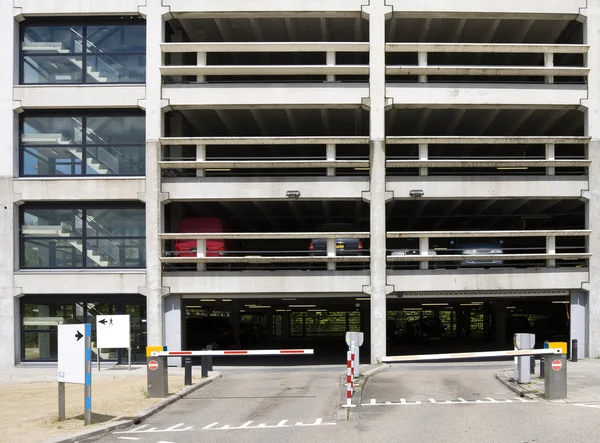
[
  {"x1": 21, "y1": 112, "x2": 145, "y2": 177},
  {"x1": 21, "y1": 20, "x2": 146, "y2": 84},
  {"x1": 21, "y1": 204, "x2": 146, "y2": 269}
]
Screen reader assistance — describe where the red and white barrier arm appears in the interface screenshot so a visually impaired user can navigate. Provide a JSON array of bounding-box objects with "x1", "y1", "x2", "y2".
[
  {"x1": 382, "y1": 348, "x2": 562, "y2": 363},
  {"x1": 151, "y1": 349, "x2": 314, "y2": 357}
]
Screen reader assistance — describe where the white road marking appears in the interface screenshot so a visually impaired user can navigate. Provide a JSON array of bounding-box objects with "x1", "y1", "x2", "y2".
[
  {"x1": 114, "y1": 418, "x2": 336, "y2": 435},
  {"x1": 362, "y1": 397, "x2": 539, "y2": 406},
  {"x1": 573, "y1": 403, "x2": 600, "y2": 409},
  {"x1": 117, "y1": 438, "x2": 140, "y2": 440}
]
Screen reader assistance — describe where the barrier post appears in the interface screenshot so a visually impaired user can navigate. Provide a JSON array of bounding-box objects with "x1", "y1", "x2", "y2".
[
  {"x1": 184, "y1": 357, "x2": 192, "y2": 386},
  {"x1": 540, "y1": 357, "x2": 545, "y2": 379},
  {"x1": 146, "y1": 346, "x2": 168, "y2": 398},
  {"x1": 571, "y1": 339, "x2": 578, "y2": 362},
  {"x1": 201, "y1": 350, "x2": 208, "y2": 378},
  {"x1": 343, "y1": 349, "x2": 356, "y2": 408},
  {"x1": 206, "y1": 344, "x2": 214, "y2": 371}
]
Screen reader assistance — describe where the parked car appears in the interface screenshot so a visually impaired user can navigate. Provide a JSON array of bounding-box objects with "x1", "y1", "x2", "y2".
[
  {"x1": 173, "y1": 217, "x2": 231, "y2": 257},
  {"x1": 450, "y1": 239, "x2": 504, "y2": 267},
  {"x1": 309, "y1": 223, "x2": 364, "y2": 256},
  {"x1": 390, "y1": 248, "x2": 437, "y2": 269}
]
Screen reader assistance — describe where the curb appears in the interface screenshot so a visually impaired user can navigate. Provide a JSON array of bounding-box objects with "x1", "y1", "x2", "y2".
[
  {"x1": 337, "y1": 364, "x2": 390, "y2": 420},
  {"x1": 495, "y1": 371, "x2": 539, "y2": 400},
  {"x1": 43, "y1": 372, "x2": 222, "y2": 443}
]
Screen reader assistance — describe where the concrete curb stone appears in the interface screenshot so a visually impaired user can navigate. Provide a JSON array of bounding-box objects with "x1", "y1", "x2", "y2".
[{"x1": 42, "y1": 372, "x2": 222, "y2": 443}]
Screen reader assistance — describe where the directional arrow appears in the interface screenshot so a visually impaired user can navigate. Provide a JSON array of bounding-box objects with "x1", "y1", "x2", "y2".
[
  {"x1": 75, "y1": 330, "x2": 83, "y2": 341},
  {"x1": 99, "y1": 319, "x2": 107, "y2": 325}
]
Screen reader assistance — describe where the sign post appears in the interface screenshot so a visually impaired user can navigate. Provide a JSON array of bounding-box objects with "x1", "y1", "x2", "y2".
[
  {"x1": 57, "y1": 324, "x2": 92, "y2": 425},
  {"x1": 96, "y1": 315, "x2": 131, "y2": 371}
]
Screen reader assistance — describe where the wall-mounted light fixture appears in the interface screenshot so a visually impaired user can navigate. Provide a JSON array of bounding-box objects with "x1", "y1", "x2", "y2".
[
  {"x1": 409, "y1": 189, "x2": 424, "y2": 198},
  {"x1": 286, "y1": 190, "x2": 301, "y2": 199}
]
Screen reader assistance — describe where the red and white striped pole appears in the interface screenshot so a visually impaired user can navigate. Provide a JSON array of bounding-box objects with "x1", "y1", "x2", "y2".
[{"x1": 343, "y1": 346, "x2": 356, "y2": 408}]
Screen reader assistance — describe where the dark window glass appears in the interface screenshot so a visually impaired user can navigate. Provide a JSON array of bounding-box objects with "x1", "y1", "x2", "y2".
[
  {"x1": 21, "y1": 114, "x2": 145, "y2": 177},
  {"x1": 21, "y1": 22, "x2": 146, "y2": 84},
  {"x1": 21, "y1": 206, "x2": 145, "y2": 269}
]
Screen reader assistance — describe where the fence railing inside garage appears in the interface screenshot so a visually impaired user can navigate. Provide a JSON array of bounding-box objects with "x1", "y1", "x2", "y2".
[
  {"x1": 386, "y1": 43, "x2": 589, "y2": 83},
  {"x1": 159, "y1": 136, "x2": 589, "y2": 176},
  {"x1": 160, "y1": 229, "x2": 590, "y2": 270},
  {"x1": 161, "y1": 42, "x2": 369, "y2": 80},
  {"x1": 160, "y1": 42, "x2": 587, "y2": 83}
]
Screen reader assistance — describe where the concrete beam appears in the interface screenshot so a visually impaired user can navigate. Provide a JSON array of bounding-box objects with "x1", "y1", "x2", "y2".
[{"x1": 13, "y1": 86, "x2": 145, "y2": 110}]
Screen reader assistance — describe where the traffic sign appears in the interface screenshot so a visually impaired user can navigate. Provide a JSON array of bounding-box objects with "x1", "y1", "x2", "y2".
[
  {"x1": 552, "y1": 359, "x2": 563, "y2": 371},
  {"x1": 97, "y1": 315, "x2": 131, "y2": 348},
  {"x1": 58, "y1": 324, "x2": 88, "y2": 384},
  {"x1": 148, "y1": 360, "x2": 159, "y2": 371}
]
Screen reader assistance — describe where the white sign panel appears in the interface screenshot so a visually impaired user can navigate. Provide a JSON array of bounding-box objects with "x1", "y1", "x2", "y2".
[
  {"x1": 58, "y1": 324, "x2": 87, "y2": 384},
  {"x1": 96, "y1": 315, "x2": 131, "y2": 348}
]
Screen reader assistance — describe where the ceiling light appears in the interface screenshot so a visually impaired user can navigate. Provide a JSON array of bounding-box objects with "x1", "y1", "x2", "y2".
[
  {"x1": 355, "y1": 297, "x2": 370, "y2": 301},
  {"x1": 422, "y1": 303, "x2": 448, "y2": 306},
  {"x1": 403, "y1": 307, "x2": 422, "y2": 311},
  {"x1": 200, "y1": 299, "x2": 216, "y2": 302},
  {"x1": 289, "y1": 304, "x2": 316, "y2": 308}
]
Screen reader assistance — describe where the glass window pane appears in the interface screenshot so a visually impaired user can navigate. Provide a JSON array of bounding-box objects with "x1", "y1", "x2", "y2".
[
  {"x1": 23, "y1": 303, "x2": 75, "y2": 331},
  {"x1": 86, "y1": 146, "x2": 145, "y2": 175},
  {"x1": 86, "y1": 55, "x2": 145, "y2": 83},
  {"x1": 86, "y1": 239, "x2": 146, "y2": 267},
  {"x1": 22, "y1": 209, "x2": 82, "y2": 237},
  {"x1": 23, "y1": 331, "x2": 58, "y2": 360},
  {"x1": 22, "y1": 116, "x2": 83, "y2": 145},
  {"x1": 86, "y1": 208, "x2": 145, "y2": 237},
  {"x1": 23, "y1": 147, "x2": 83, "y2": 176},
  {"x1": 23, "y1": 239, "x2": 84, "y2": 268},
  {"x1": 86, "y1": 116, "x2": 145, "y2": 144},
  {"x1": 86, "y1": 25, "x2": 146, "y2": 53},
  {"x1": 23, "y1": 55, "x2": 83, "y2": 84},
  {"x1": 23, "y1": 26, "x2": 83, "y2": 54}
]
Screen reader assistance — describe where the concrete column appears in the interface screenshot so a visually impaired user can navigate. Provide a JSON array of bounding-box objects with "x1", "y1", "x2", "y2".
[
  {"x1": 418, "y1": 52, "x2": 427, "y2": 83},
  {"x1": 141, "y1": 3, "x2": 170, "y2": 348},
  {"x1": 582, "y1": 4, "x2": 600, "y2": 358},
  {"x1": 419, "y1": 143, "x2": 428, "y2": 176},
  {"x1": 493, "y1": 301, "x2": 507, "y2": 346},
  {"x1": 546, "y1": 235, "x2": 556, "y2": 268},
  {"x1": 326, "y1": 51, "x2": 335, "y2": 82},
  {"x1": 363, "y1": 1, "x2": 392, "y2": 363},
  {"x1": 197, "y1": 52, "x2": 206, "y2": 83},
  {"x1": 545, "y1": 143, "x2": 555, "y2": 176},
  {"x1": 544, "y1": 52, "x2": 554, "y2": 85},
  {"x1": 419, "y1": 237, "x2": 429, "y2": 270},
  {"x1": 230, "y1": 301, "x2": 242, "y2": 347},
  {"x1": 164, "y1": 294, "x2": 182, "y2": 366},
  {"x1": 0, "y1": 1, "x2": 18, "y2": 368},
  {"x1": 326, "y1": 144, "x2": 336, "y2": 176},
  {"x1": 196, "y1": 145, "x2": 205, "y2": 177},
  {"x1": 570, "y1": 290, "x2": 588, "y2": 357}
]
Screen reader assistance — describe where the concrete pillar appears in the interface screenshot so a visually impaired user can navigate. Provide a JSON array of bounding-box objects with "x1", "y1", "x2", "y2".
[
  {"x1": 570, "y1": 290, "x2": 588, "y2": 358},
  {"x1": 545, "y1": 143, "x2": 555, "y2": 176},
  {"x1": 140, "y1": 3, "x2": 170, "y2": 348},
  {"x1": 326, "y1": 144, "x2": 336, "y2": 176},
  {"x1": 419, "y1": 144, "x2": 428, "y2": 176},
  {"x1": 582, "y1": 4, "x2": 600, "y2": 358},
  {"x1": 363, "y1": 1, "x2": 393, "y2": 363},
  {"x1": 164, "y1": 294, "x2": 182, "y2": 366},
  {"x1": 0, "y1": 1, "x2": 18, "y2": 368},
  {"x1": 493, "y1": 301, "x2": 507, "y2": 346},
  {"x1": 230, "y1": 301, "x2": 242, "y2": 347},
  {"x1": 419, "y1": 237, "x2": 429, "y2": 270}
]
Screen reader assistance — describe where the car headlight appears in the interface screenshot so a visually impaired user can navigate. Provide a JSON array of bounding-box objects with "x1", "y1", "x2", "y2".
[
  {"x1": 462, "y1": 249, "x2": 477, "y2": 254},
  {"x1": 489, "y1": 249, "x2": 503, "y2": 254}
]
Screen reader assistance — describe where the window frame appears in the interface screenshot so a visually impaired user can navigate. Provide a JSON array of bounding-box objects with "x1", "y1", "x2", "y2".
[
  {"x1": 19, "y1": 109, "x2": 145, "y2": 177},
  {"x1": 20, "y1": 202, "x2": 146, "y2": 269},
  {"x1": 20, "y1": 17, "x2": 146, "y2": 85}
]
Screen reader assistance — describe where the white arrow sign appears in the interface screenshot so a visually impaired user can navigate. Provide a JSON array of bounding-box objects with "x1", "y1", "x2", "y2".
[
  {"x1": 58, "y1": 324, "x2": 87, "y2": 384},
  {"x1": 96, "y1": 315, "x2": 131, "y2": 348}
]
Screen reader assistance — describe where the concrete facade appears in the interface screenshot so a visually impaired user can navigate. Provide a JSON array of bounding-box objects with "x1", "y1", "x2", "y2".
[{"x1": 0, "y1": 0, "x2": 598, "y2": 367}]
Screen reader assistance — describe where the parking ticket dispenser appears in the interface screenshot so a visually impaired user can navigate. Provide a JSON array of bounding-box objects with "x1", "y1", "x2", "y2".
[
  {"x1": 146, "y1": 346, "x2": 168, "y2": 398},
  {"x1": 514, "y1": 333, "x2": 535, "y2": 383}
]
